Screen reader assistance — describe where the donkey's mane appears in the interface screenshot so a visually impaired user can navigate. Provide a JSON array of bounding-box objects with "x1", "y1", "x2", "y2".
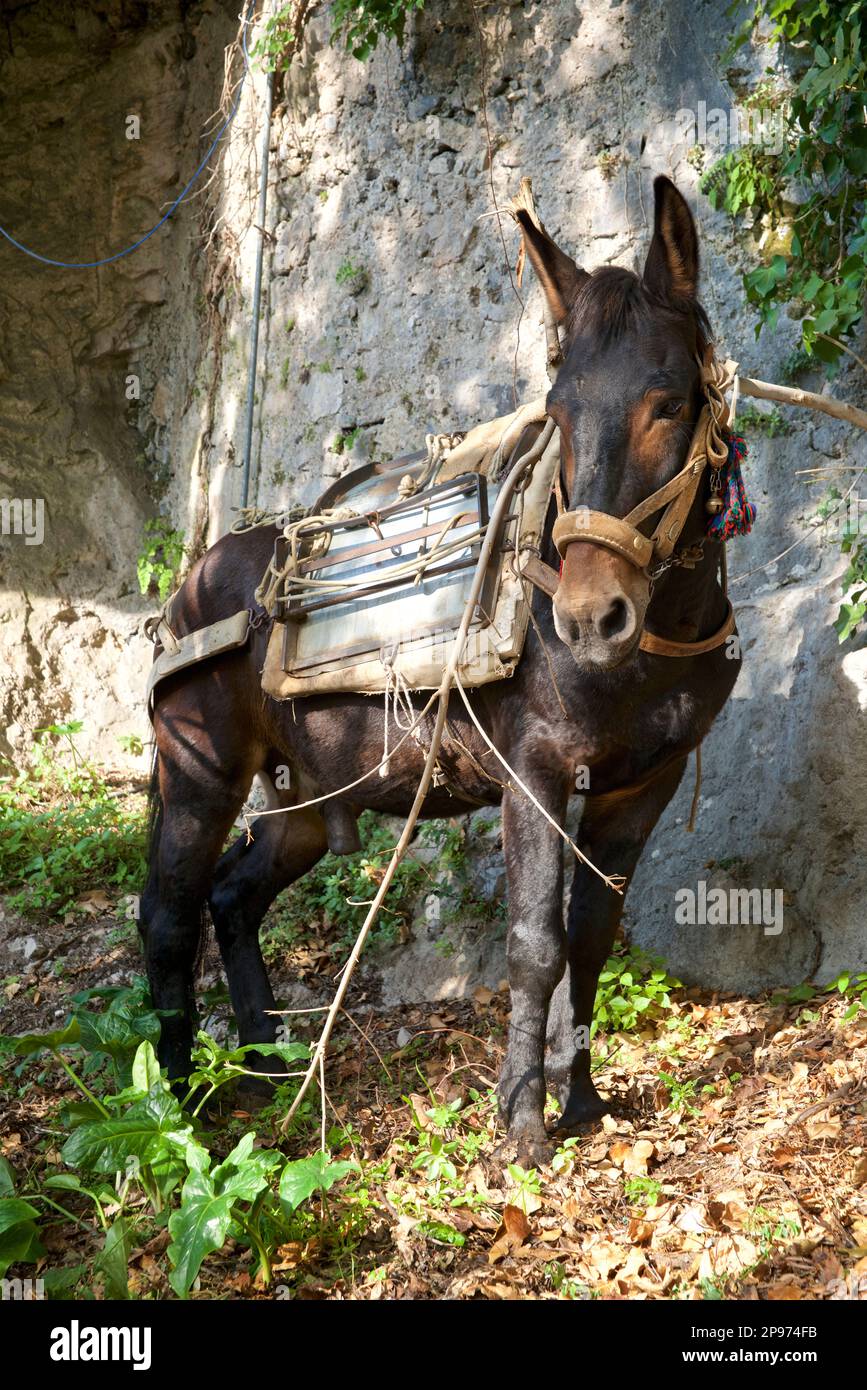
[{"x1": 566, "y1": 265, "x2": 711, "y2": 352}]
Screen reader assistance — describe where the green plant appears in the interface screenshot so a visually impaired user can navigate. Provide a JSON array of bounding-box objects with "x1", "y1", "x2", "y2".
[
  {"x1": 829, "y1": 970, "x2": 867, "y2": 1019},
  {"x1": 774, "y1": 970, "x2": 867, "y2": 1019},
  {"x1": 746, "y1": 1205, "x2": 802, "y2": 1268},
  {"x1": 592, "y1": 946, "x2": 682, "y2": 1039},
  {"x1": 117, "y1": 733, "x2": 145, "y2": 758},
  {"x1": 0, "y1": 1160, "x2": 44, "y2": 1278},
  {"x1": 331, "y1": 0, "x2": 425, "y2": 60},
  {"x1": 717, "y1": 1, "x2": 867, "y2": 363},
  {"x1": 504, "y1": 1162, "x2": 541, "y2": 1214},
  {"x1": 837, "y1": 521, "x2": 867, "y2": 642},
  {"x1": 2, "y1": 1010, "x2": 359, "y2": 1299},
  {"x1": 137, "y1": 518, "x2": 185, "y2": 602},
  {"x1": 734, "y1": 403, "x2": 791, "y2": 437},
  {"x1": 657, "y1": 1070, "x2": 700, "y2": 1117},
  {"x1": 705, "y1": 3, "x2": 867, "y2": 640},
  {"x1": 336, "y1": 258, "x2": 365, "y2": 286},
  {"x1": 0, "y1": 725, "x2": 147, "y2": 914},
  {"x1": 253, "y1": 0, "x2": 425, "y2": 69},
  {"x1": 546, "y1": 1261, "x2": 595, "y2": 1299},
  {"x1": 332, "y1": 426, "x2": 361, "y2": 455},
  {"x1": 623, "y1": 1174, "x2": 663, "y2": 1209},
  {"x1": 262, "y1": 810, "x2": 428, "y2": 961}
]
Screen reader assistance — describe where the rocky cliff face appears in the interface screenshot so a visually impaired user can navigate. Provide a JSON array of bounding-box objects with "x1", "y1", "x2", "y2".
[
  {"x1": 0, "y1": 0, "x2": 237, "y2": 758},
  {"x1": 2, "y1": 0, "x2": 865, "y2": 991}
]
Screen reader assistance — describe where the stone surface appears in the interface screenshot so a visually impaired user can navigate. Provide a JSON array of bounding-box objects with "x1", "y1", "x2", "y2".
[{"x1": 1, "y1": 0, "x2": 865, "y2": 995}]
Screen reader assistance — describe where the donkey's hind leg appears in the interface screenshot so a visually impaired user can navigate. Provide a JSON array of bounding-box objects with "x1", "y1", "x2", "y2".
[
  {"x1": 208, "y1": 775, "x2": 329, "y2": 1096},
  {"x1": 141, "y1": 704, "x2": 261, "y2": 1083}
]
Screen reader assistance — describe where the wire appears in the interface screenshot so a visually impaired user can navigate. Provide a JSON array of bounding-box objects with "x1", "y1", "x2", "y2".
[{"x1": 0, "y1": 1, "x2": 258, "y2": 269}]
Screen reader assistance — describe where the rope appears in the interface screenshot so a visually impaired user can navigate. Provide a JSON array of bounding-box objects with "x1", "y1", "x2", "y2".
[
  {"x1": 0, "y1": 1, "x2": 258, "y2": 268},
  {"x1": 257, "y1": 512, "x2": 490, "y2": 612},
  {"x1": 686, "y1": 743, "x2": 702, "y2": 834},
  {"x1": 452, "y1": 671, "x2": 626, "y2": 893}
]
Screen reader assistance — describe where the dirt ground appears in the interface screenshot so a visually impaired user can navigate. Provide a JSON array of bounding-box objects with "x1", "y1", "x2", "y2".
[{"x1": 2, "y1": 892, "x2": 866, "y2": 1302}]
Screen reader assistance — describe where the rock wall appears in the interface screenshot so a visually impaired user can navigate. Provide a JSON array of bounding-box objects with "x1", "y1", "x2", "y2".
[
  {"x1": 0, "y1": 0, "x2": 238, "y2": 761},
  {"x1": 2, "y1": 0, "x2": 865, "y2": 991}
]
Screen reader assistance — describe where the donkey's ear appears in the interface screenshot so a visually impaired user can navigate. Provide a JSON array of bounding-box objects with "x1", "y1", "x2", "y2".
[
  {"x1": 642, "y1": 176, "x2": 699, "y2": 302},
  {"x1": 513, "y1": 209, "x2": 587, "y2": 325}
]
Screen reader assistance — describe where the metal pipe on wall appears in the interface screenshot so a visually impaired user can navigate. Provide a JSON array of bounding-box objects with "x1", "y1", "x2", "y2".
[{"x1": 240, "y1": 51, "x2": 274, "y2": 511}]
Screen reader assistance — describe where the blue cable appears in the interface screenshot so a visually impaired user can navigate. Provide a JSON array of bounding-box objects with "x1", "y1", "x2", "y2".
[{"x1": 0, "y1": 2, "x2": 258, "y2": 269}]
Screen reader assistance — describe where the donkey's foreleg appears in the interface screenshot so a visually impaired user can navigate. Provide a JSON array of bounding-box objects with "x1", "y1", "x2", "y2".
[
  {"x1": 546, "y1": 756, "x2": 688, "y2": 1132},
  {"x1": 499, "y1": 780, "x2": 570, "y2": 1152}
]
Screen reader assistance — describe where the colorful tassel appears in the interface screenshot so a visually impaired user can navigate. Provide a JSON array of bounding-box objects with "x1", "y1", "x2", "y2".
[{"x1": 706, "y1": 433, "x2": 756, "y2": 541}]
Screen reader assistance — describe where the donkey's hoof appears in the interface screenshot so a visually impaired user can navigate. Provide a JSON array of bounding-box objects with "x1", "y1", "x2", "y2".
[
  {"x1": 551, "y1": 1091, "x2": 613, "y2": 1136},
  {"x1": 493, "y1": 1127, "x2": 553, "y2": 1169},
  {"x1": 234, "y1": 1076, "x2": 278, "y2": 1113}
]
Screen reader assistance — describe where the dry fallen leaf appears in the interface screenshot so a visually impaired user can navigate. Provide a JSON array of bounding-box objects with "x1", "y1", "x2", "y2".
[
  {"x1": 768, "y1": 1143, "x2": 797, "y2": 1168},
  {"x1": 766, "y1": 1281, "x2": 802, "y2": 1300},
  {"x1": 488, "y1": 1204, "x2": 531, "y2": 1265},
  {"x1": 628, "y1": 1218, "x2": 655, "y2": 1246},
  {"x1": 587, "y1": 1240, "x2": 627, "y2": 1279},
  {"x1": 806, "y1": 1115, "x2": 842, "y2": 1140},
  {"x1": 608, "y1": 1139, "x2": 654, "y2": 1175}
]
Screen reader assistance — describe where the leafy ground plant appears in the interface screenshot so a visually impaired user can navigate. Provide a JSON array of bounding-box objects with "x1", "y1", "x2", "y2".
[
  {"x1": 2, "y1": 1008, "x2": 356, "y2": 1299},
  {"x1": 0, "y1": 723, "x2": 147, "y2": 915}
]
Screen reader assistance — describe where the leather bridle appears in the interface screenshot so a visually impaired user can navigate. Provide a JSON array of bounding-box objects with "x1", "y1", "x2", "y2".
[{"x1": 521, "y1": 348, "x2": 737, "y2": 658}]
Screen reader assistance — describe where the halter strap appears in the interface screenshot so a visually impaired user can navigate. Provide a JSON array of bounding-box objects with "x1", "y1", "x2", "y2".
[{"x1": 551, "y1": 348, "x2": 735, "y2": 575}]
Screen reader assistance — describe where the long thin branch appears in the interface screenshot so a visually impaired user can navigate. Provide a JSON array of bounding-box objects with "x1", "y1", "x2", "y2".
[{"x1": 733, "y1": 367, "x2": 867, "y2": 433}]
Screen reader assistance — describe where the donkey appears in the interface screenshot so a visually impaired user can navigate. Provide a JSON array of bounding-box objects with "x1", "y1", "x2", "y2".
[{"x1": 141, "y1": 176, "x2": 740, "y2": 1156}]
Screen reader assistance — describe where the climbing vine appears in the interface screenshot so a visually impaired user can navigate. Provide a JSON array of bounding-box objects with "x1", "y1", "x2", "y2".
[
  {"x1": 702, "y1": 1, "x2": 867, "y2": 641},
  {"x1": 704, "y1": 1, "x2": 867, "y2": 366},
  {"x1": 254, "y1": 0, "x2": 425, "y2": 70}
]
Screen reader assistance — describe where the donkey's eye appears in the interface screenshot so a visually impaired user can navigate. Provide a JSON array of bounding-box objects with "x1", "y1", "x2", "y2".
[{"x1": 656, "y1": 397, "x2": 686, "y2": 419}]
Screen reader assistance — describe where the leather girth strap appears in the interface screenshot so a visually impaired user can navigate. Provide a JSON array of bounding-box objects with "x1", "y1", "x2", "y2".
[{"x1": 145, "y1": 600, "x2": 253, "y2": 716}]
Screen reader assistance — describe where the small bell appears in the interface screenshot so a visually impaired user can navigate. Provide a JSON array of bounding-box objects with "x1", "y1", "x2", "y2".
[{"x1": 706, "y1": 468, "x2": 724, "y2": 515}]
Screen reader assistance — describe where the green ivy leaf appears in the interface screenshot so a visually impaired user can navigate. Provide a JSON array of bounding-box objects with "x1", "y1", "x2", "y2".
[
  {"x1": 167, "y1": 1134, "x2": 280, "y2": 1298},
  {"x1": 60, "y1": 1084, "x2": 192, "y2": 1174},
  {"x1": 278, "y1": 1151, "x2": 356, "y2": 1212},
  {"x1": 97, "y1": 1216, "x2": 132, "y2": 1300},
  {"x1": 7, "y1": 1018, "x2": 81, "y2": 1057}
]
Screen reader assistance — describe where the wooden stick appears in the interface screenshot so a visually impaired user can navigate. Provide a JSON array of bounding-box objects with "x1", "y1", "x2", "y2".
[{"x1": 732, "y1": 366, "x2": 867, "y2": 433}]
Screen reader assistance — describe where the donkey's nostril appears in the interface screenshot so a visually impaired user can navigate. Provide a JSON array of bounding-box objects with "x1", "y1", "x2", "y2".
[{"x1": 596, "y1": 598, "x2": 630, "y2": 641}]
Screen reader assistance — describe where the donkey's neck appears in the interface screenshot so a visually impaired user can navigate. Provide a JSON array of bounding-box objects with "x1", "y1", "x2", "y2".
[{"x1": 644, "y1": 541, "x2": 728, "y2": 644}]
